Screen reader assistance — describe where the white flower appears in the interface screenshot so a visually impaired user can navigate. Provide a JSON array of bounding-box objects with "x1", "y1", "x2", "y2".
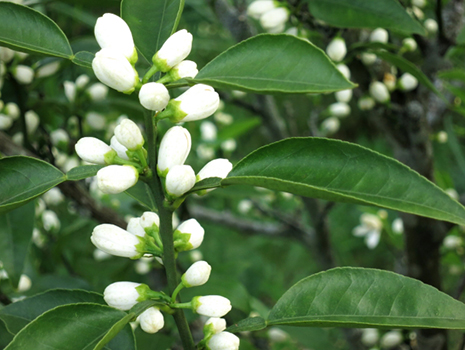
[
  {"x1": 424, "y1": 18, "x2": 438, "y2": 35},
  {"x1": 5, "y1": 102, "x2": 20, "y2": 120},
  {"x1": 361, "y1": 328, "x2": 379, "y2": 347},
  {"x1": 97, "y1": 165, "x2": 139, "y2": 194},
  {"x1": 36, "y1": 61, "x2": 60, "y2": 78},
  {"x1": 95, "y1": 13, "x2": 136, "y2": 63},
  {"x1": 25, "y1": 110, "x2": 39, "y2": 134},
  {"x1": 140, "y1": 211, "x2": 160, "y2": 231},
  {"x1": 247, "y1": 0, "x2": 276, "y2": 19},
  {"x1": 35, "y1": 198, "x2": 46, "y2": 217},
  {"x1": 335, "y1": 89, "x2": 352, "y2": 103},
  {"x1": 139, "y1": 307, "x2": 164, "y2": 333},
  {"x1": 380, "y1": 330, "x2": 403, "y2": 349},
  {"x1": 411, "y1": 6, "x2": 424, "y2": 20},
  {"x1": 402, "y1": 38, "x2": 417, "y2": 51},
  {"x1": 139, "y1": 82, "x2": 170, "y2": 111},
  {"x1": 392, "y1": 218, "x2": 404, "y2": 234},
  {"x1": 63, "y1": 157, "x2": 80, "y2": 173},
  {"x1": 93, "y1": 248, "x2": 112, "y2": 261},
  {"x1": 42, "y1": 210, "x2": 61, "y2": 231},
  {"x1": 193, "y1": 295, "x2": 232, "y2": 317},
  {"x1": 197, "y1": 159, "x2": 233, "y2": 181},
  {"x1": 114, "y1": 119, "x2": 144, "y2": 150},
  {"x1": 135, "y1": 257, "x2": 152, "y2": 274},
  {"x1": 50, "y1": 129, "x2": 69, "y2": 146},
  {"x1": 167, "y1": 60, "x2": 198, "y2": 81},
  {"x1": 197, "y1": 144, "x2": 215, "y2": 160},
  {"x1": 238, "y1": 199, "x2": 253, "y2": 214},
  {"x1": 85, "y1": 112, "x2": 106, "y2": 130},
  {"x1": 398, "y1": 73, "x2": 418, "y2": 91},
  {"x1": 358, "y1": 96, "x2": 375, "y2": 111},
  {"x1": 369, "y1": 81, "x2": 390, "y2": 103},
  {"x1": 200, "y1": 121, "x2": 217, "y2": 141},
  {"x1": 444, "y1": 235, "x2": 462, "y2": 249},
  {"x1": 127, "y1": 217, "x2": 146, "y2": 237},
  {"x1": 370, "y1": 28, "x2": 389, "y2": 43},
  {"x1": 361, "y1": 52, "x2": 377, "y2": 65},
  {"x1": 110, "y1": 136, "x2": 130, "y2": 160},
  {"x1": 165, "y1": 165, "x2": 196, "y2": 197},
  {"x1": 437, "y1": 131, "x2": 448, "y2": 143},
  {"x1": 204, "y1": 317, "x2": 226, "y2": 335},
  {"x1": 42, "y1": 188, "x2": 65, "y2": 206},
  {"x1": 153, "y1": 29, "x2": 193, "y2": 72},
  {"x1": 13, "y1": 65, "x2": 34, "y2": 84},
  {"x1": 158, "y1": 126, "x2": 191, "y2": 176},
  {"x1": 336, "y1": 64, "x2": 350, "y2": 80},
  {"x1": 87, "y1": 83, "x2": 109, "y2": 101},
  {"x1": 174, "y1": 218, "x2": 205, "y2": 251},
  {"x1": 182, "y1": 260, "x2": 212, "y2": 287},
  {"x1": 64, "y1": 81, "x2": 76, "y2": 103},
  {"x1": 207, "y1": 331, "x2": 240, "y2": 350},
  {"x1": 412, "y1": 0, "x2": 426, "y2": 8},
  {"x1": 321, "y1": 117, "x2": 340, "y2": 134},
  {"x1": 92, "y1": 48, "x2": 139, "y2": 93},
  {"x1": 17, "y1": 274, "x2": 32, "y2": 292},
  {"x1": 91, "y1": 224, "x2": 141, "y2": 258},
  {"x1": 163, "y1": 84, "x2": 220, "y2": 123},
  {"x1": 0, "y1": 47, "x2": 15, "y2": 63},
  {"x1": 75, "y1": 137, "x2": 113, "y2": 165},
  {"x1": 353, "y1": 213, "x2": 383, "y2": 249},
  {"x1": 214, "y1": 112, "x2": 234, "y2": 125},
  {"x1": 446, "y1": 188, "x2": 459, "y2": 200},
  {"x1": 260, "y1": 7, "x2": 289, "y2": 33},
  {"x1": 0, "y1": 114, "x2": 13, "y2": 130},
  {"x1": 104, "y1": 281, "x2": 143, "y2": 310},
  {"x1": 328, "y1": 102, "x2": 351, "y2": 117},
  {"x1": 221, "y1": 139, "x2": 237, "y2": 153},
  {"x1": 75, "y1": 74, "x2": 90, "y2": 89},
  {"x1": 268, "y1": 327, "x2": 288, "y2": 342},
  {"x1": 326, "y1": 38, "x2": 347, "y2": 62},
  {"x1": 383, "y1": 73, "x2": 397, "y2": 92}
]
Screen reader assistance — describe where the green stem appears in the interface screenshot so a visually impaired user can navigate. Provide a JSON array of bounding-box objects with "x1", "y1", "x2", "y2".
[
  {"x1": 157, "y1": 74, "x2": 172, "y2": 84},
  {"x1": 142, "y1": 65, "x2": 160, "y2": 84},
  {"x1": 171, "y1": 282, "x2": 185, "y2": 303},
  {"x1": 143, "y1": 111, "x2": 195, "y2": 350},
  {"x1": 170, "y1": 301, "x2": 192, "y2": 309},
  {"x1": 135, "y1": 148, "x2": 148, "y2": 168}
]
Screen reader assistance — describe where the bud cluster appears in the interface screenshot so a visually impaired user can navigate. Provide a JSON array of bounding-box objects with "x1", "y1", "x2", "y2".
[{"x1": 247, "y1": 0, "x2": 290, "y2": 33}]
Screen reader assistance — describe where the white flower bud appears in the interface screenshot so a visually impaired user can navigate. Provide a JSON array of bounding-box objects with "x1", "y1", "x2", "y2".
[
  {"x1": 260, "y1": 7, "x2": 289, "y2": 33},
  {"x1": 200, "y1": 121, "x2": 217, "y2": 141},
  {"x1": 91, "y1": 224, "x2": 142, "y2": 258},
  {"x1": 43, "y1": 188, "x2": 65, "y2": 206},
  {"x1": 13, "y1": 65, "x2": 34, "y2": 84},
  {"x1": 42, "y1": 210, "x2": 60, "y2": 231},
  {"x1": 247, "y1": 0, "x2": 276, "y2": 19},
  {"x1": 140, "y1": 211, "x2": 160, "y2": 230},
  {"x1": 63, "y1": 157, "x2": 80, "y2": 173},
  {"x1": 221, "y1": 139, "x2": 236, "y2": 153},
  {"x1": 139, "y1": 307, "x2": 164, "y2": 333},
  {"x1": 94, "y1": 248, "x2": 112, "y2": 261},
  {"x1": 18, "y1": 274, "x2": 32, "y2": 292},
  {"x1": 207, "y1": 331, "x2": 240, "y2": 350},
  {"x1": 361, "y1": 213, "x2": 383, "y2": 231},
  {"x1": 87, "y1": 83, "x2": 109, "y2": 101},
  {"x1": 139, "y1": 82, "x2": 170, "y2": 111},
  {"x1": 36, "y1": 61, "x2": 60, "y2": 78},
  {"x1": 399, "y1": 73, "x2": 418, "y2": 91},
  {"x1": 92, "y1": 48, "x2": 139, "y2": 93},
  {"x1": 392, "y1": 218, "x2": 404, "y2": 234},
  {"x1": 204, "y1": 317, "x2": 226, "y2": 335},
  {"x1": 328, "y1": 102, "x2": 351, "y2": 117},
  {"x1": 95, "y1": 13, "x2": 136, "y2": 63},
  {"x1": 153, "y1": 29, "x2": 193, "y2": 72},
  {"x1": 411, "y1": 6, "x2": 424, "y2": 20},
  {"x1": 437, "y1": 131, "x2": 448, "y2": 143},
  {"x1": 50, "y1": 129, "x2": 69, "y2": 146},
  {"x1": 75, "y1": 137, "x2": 113, "y2": 164},
  {"x1": 85, "y1": 112, "x2": 106, "y2": 130},
  {"x1": 163, "y1": 84, "x2": 220, "y2": 122},
  {"x1": 114, "y1": 119, "x2": 144, "y2": 150},
  {"x1": 446, "y1": 188, "x2": 459, "y2": 200},
  {"x1": 370, "y1": 28, "x2": 389, "y2": 43},
  {"x1": 268, "y1": 327, "x2": 288, "y2": 342},
  {"x1": 380, "y1": 330, "x2": 403, "y2": 349},
  {"x1": 358, "y1": 96, "x2": 375, "y2": 110},
  {"x1": 127, "y1": 217, "x2": 146, "y2": 237},
  {"x1": 0, "y1": 47, "x2": 15, "y2": 63},
  {"x1": 25, "y1": 110, "x2": 39, "y2": 134},
  {"x1": 383, "y1": 73, "x2": 397, "y2": 92},
  {"x1": 64, "y1": 81, "x2": 76, "y2": 103},
  {"x1": 75, "y1": 74, "x2": 90, "y2": 89},
  {"x1": 182, "y1": 260, "x2": 212, "y2": 287},
  {"x1": 158, "y1": 126, "x2": 191, "y2": 175},
  {"x1": 321, "y1": 117, "x2": 340, "y2": 134},
  {"x1": 403, "y1": 38, "x2": 417, "y2": 52},
  {"x1": 5, "y1": 102, "x2": 20, "y2": 120},
  {"x1": 103, "y1": 281, "x2": 143, "y2": 310},
  {"x1": 444, "y1": 235, "x2": 462, "y2": 249},
  {"x1": 326, "y1": 38, "x2": 347, "y2": 62},
  {"x1": 335, "y1": 89, "x2": 352, "y2": 103},
  {"x1": 193, "y1": 295, "x2": 232, "y2": 317},
  {"x1": 336, "y1": 64, "x2": 350, "y2": 80},
  {"x1": 35, "y1": 198, "x2": 46, "y2": 217},
  {"x1": 135, "y1": 257, "x2": 152, "y2": 274},
  {"x1": 197, "y1": 159, "x2": 233, "y2": 181},
  {"x1": 412, "y1": 0, "x2": 426, "y2": 8},
  {"x1": 0, "y1": 114, "x2": 13, "y2": 130},
  {"x1": 361, "y1": 328, "x2": 379, "y2": 347},
  {"x1": 424, "y1": 18, "x2": 438, "y2": 35},
  {"x1": 190, "y1": 249, "x2": 203, "y2": 262},
  {"x1": 369, "y1": 81, "x2": 390, "y2": 103},
  {"x1": 197, "y1": 144, "x2": 215, "y2": 160},
  {"x1": 361, "y1": 52, "x2": 377, "y2": 65},
  {"x1": 174, "y1": 218, "x2": 205, "y2": 251},
  {"x1": 97, "y1": 165, "x2": 139, "y2": 194},
  {"x1": 165, "y1": 165, "x2": 196, "y2": 197},
  {"x1": 12, "y1": 132, "x2": 23, "y2": 145},
  {"x1": 16, "y1": 52, "x2": 28, "y2": 61},
  {"x1": 110, "y1": 136, "x2": 130, "y2": 160},
  {"x1": 168, "y1": 60, "x2": 198, "y2": 81}
]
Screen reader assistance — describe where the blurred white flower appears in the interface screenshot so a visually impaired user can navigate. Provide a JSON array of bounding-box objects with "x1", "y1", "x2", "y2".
[{"x1": 353, "y1": 213, "x2": 383, "y2": 249}]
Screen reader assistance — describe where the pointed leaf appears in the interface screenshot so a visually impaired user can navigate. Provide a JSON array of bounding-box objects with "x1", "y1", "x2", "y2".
[
  {"x1": 192, "y1": 34, "x2": 355, "y2": 94},
  {"x1": 268, "y1": 267, "x2": 465, "y2": 329},
  {"x1": 72, "y1": 51, "x2": 94, "y2": 69},
  {"x1": 305, "y1": 0, "x2": 425, "y2": 35},
  {"x1": 125, "y1": 182, "x2": 157, "y2": 211},
  {"x1": 222, "y1": 138, "x2": 465, "y2": 226},
  {"x1": 0, "y1": 3, "x2": 73, "y2": 58},
  {"x1": 66, "y1": 165, "x2": 103, "y2": 181},
  {"x1": 227, "y1": 317, "x2": 267, "y2": 333}
]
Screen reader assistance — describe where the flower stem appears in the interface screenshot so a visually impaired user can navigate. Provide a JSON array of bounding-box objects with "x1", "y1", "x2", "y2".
[
  {"x1": 143, "y1": 111, "x2": 195, "y2": 350},
  {"x1": 171, "y1": 282, "x2": 185, "y2": 303},
  {"x1": 142, "y1": 65, "x2": 159, "y2": 84}
]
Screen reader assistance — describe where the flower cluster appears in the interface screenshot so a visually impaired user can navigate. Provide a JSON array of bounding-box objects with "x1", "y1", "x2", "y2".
[{"x1": 247, "y1": 0, "x2": 290, "y2": 33}]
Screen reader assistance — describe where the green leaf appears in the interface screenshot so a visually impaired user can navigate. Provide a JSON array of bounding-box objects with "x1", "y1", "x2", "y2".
[
  {"x1": 0, "y1": 156, "x2": 66, "y2": 215},
  {"x1": 187, "y1": 177, "x2": 222, "y2": 194},
  {"x1": 0, "y1": 202, "x2": 34, "y2": 289},
  {"x1": 192, "y1": 34, "x2": 355, "y2": 94},
  {"x1": 227, "y1": 317, "x2": 267, "y2": 333},
  {"x1": 0, "y1": 3, "x2": 73, "y2": 58},
  {"x1": 222, "y1": 138, "x2": 465, "y2": 226},
  {"x1": 445, "y1": 117, "x2": 465, "y2": 178},
  {"x1": 4, "y1": 303, "x2": 135, "y2": 350},
  {"x1": 305, "y1": 0, "x2": 425, "y2": 35},
  {"x1": 66, "y1": 165, "x2": 103, "y2": 181},
  {"x1": 125, "y1": 182, "x2": 157, "y2": 211},
  {"x1": 72, "y1": 51, "x2": 94, "y2": 69},
  {"x1": 217, "y1": 117, "x2": 261, "y2": 140},
  {"x1": 121, "y1": 0, "x2": 183, "y2": 64},
  {"x1": 0, "y1": 289, "x2": 105, "y2": 334},
  {"x1": 438, "y1": 68, "x2": 465, "y2": 84},
  {"x1": 268, "y1": 267, "x2": 465, "y2": 329}
]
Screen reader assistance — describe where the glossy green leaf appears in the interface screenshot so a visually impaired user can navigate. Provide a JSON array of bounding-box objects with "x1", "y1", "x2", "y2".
[
  {"x1": 227, "y1": 317, "x2": 267, "y2": 333},
  {"x1": 187, "y1": 177, "x2": 222, "y2": 194},
  {"x1": 0, "y1": 202, "x2": 34, "y2": 288},
  {"x1": 222, "y1": 138, "x2": 465, "y2": 226},
  {"x1": 0, "y1": 2, "x2": 73, "y2": 58},
  {"x1": 72, "y1": 51, "x2": 94, "y2": 69},
  {"x1": 121, "y1": 0, "x2": 183, "y2": 63},
  {"x1": 4, "y1": 303, "x2": 135, "y2": 350},
  {"x1": 268, "y1": 267, "x2": 465, "y2": 329},
  {"x1": 305, "y1": 0, "x2": 425, "y2": 35},
  {"x1": 0, "y1": 156, "x2": 66, "y2": 215},
  {"x1": 125, "y1": 182, "x2": 157, "y2": 210},
  {"x1": 67, "y1": 165, "x2": 103, "y2": 181},
  {"x1": 192, "y1": 34, "x2": 355, "y2": 94},
  {"x1": 438, "y1": 68, "x2": 465, "y2": 83},
  {"x1": 0, "y1": 289, "x2": 105, "y2": 334}
]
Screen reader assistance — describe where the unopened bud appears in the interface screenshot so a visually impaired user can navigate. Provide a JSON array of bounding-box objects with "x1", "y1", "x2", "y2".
[
  {"x1": 139, "y1": 82, "x2": 170, "y2": 111},
  {"x1": 380, "y1": 330, "x2": 403, "y2": 349},
  {"x1": 392, "y1": 218, "x2": 404, "y2": 234},
  {"x1": 361, "y1": 52, "x2": 377, "y2": 65},
  {"x1": 5, "y1": 102, "x2": 19, "y2": 120},
  {"x1": 139, "y1": 307, "x2": 164, "y2": 333},
  {"x1": 75, "y1": 74, "x2": 90, "y2": 89},
  {"x1": 18, "y1": 274, "x2": 32, "y2": 292},
  {"x1": 424, "y1": 18, "x2": 438, "y2": 35},
  {"x1": 64, "y1": 81, "x2": 76, "y2": 103},
  {"x1": 85, "y1": 112, "x2": 106, "y2": 130},
  {"x1": 110, "y1": 136, "x2": 129, "y2": 160},
  {"x1": 91, "y1": 224, "x2": 142, "y2": 258},
  {"x1": 358, "y1": 96, "x2": 375, "y2": 110},
  {"x1": 114, "y1": 119, "x2": 144, "y2": 150},
  {"x1": 0, "y1": 114, "x2": 13, "y2": 130},
  {"x1": 335, "y1": 89, "x2": 352, "y2": 103},
  {"x1": 182, "y1": 260, "x2": 212, "y2": 287},
  {"x1": 167, "y1": 60, "x2": 198, "y2": 81},
  {"x1": 383, "y1": 73, "x2": 397, "y2": 92},
  {"x1": 326, "y1": 38, "x2": 347, "y2": 62},
  {"x1": 402, "y1": 38, "x2": 417, "y2": 51},
  {"x1": 192, "y1": 295, "x2": 232, "y2": 317},
  {"x1": 204, "y1": 317, "x2": 226, "y2": 336},
  {"x1": 165, "y1": 165, "x2": 196, "y2": 197},
  {"x1": 328, "y1": 102, "x2": 351, "y2": 117},
  {"x1": 412, "y1": 0, "x2": 426, "y2": 8},
  {"x1": 336, "y1": 64, "x2": 351, "y2": 79},
  {"x1": 158, "y1": 126, "x2": 191, "y2": 176},
  {"x1": 260, "y1": 7, "x2": 289, "y2": 33},
  {"x1": 370, "y1": 28, "x2": 389, "y2": 43},
  {"x1": 321, "y1": 117, "x2": 340, "y2": 134},
  {"x1": 174, "y1": 218, "x2": 205, "y2": 251},
  {"x1": 153, "y1": 29, "x2": 193, "y2": 72},
  {"x1": 50, "y1": 129, "x2": 69, "y2": 146},
  {"x1": 25, "y1": 110, "x2": 40, "y2": 134},
  {"x1": 398, "y1": 72, "x2": 418, "y2": 91},
  {"x1": 87, "y1": 83, "x2": 109, "y2": 101},
  {"x1": 369, "y1": 81, "x2": 390, "y2": 103},
  {"x1": 140, "y1": 211, "x2": 160, "y2": 231},
  {"x1": 42, "y1": 188, "x2": 65, "y2": 206},
  {"x1": 361, "y1": 328, "x2": 379, "y2": 347},
  {"x1": 75, "y1": 137, "x2": 114, "y2": 165},
  {"x1": 104, "y1": 281, "x2": 149, "y2": 310},
  {"x1": 127, "y1": 217, "x2": 146, "y2": 237},
  {"x1": 0, "y1": 47, "x2": 15, "y2": 63},
  {"x1": 444, "y1": 235, "x2": 462, "y2": 249},
  {"x1": 42, "y1": 210, "x2": 60, "y2": 231},
  {"x1": 207, "y1": 331, "x2": 240, "y2": 350},
  {"x1": 200, "y1": 121, "x2": 217, "y2": 141},
  {"x1": 36, "y1": 61, "x2": 60, "y2": 78},
  {"x1": 247, "y1": 0, "x2": 276, "y2": 19},
  {"x1": 97, "y1": 165, "x2": 139, "y2": 194},
  {"x1": 197, "y1": 159, "x2": 233, "y2": 181},
  {"x1": 13, "y1": 65, "x2": 34, "y2": 84}
]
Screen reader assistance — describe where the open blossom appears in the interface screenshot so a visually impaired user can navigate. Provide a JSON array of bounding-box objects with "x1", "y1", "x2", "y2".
[
  {"x1": 353, "y1": 213, "x2": 383, "y2": 249},
  {"x1": 153, "y1": 29, "x2": 193, "y2": 72}
]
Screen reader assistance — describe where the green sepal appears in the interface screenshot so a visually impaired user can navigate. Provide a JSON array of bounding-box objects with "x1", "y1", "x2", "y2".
[
  {"x1": 135, "y1": 283, "x2": 152, "y2": 301},
  {"x1": 157, "y1": 165, "x2": 169, "y2": 178},
  {"x1": 181, "y1": 274, "x2": 191, "y2": 288},
  {"x1": 152, "y1": 52, "x2": 171, "y2": 73},
  {"x1": 104, "y1": 149, "x2": 117, "y2": 165},
  {"x1": 191, "y1": 296, "x2": 201, "y2": 312},
  {"x1": 203, "y1": 323, "x2": 216, "y2": 338},
  {"x1": 157, "y1": 99, "x2": 187, "y2": 122},
  {"x1": 133, "y1": 235, "x2": 148, "y2": 259},
  {"x1": 173, "y1": 230, "x2": 193, "y2": 252},
  {"x1": 129, "y1": 48, "x2": 138, "y2": 66}
]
